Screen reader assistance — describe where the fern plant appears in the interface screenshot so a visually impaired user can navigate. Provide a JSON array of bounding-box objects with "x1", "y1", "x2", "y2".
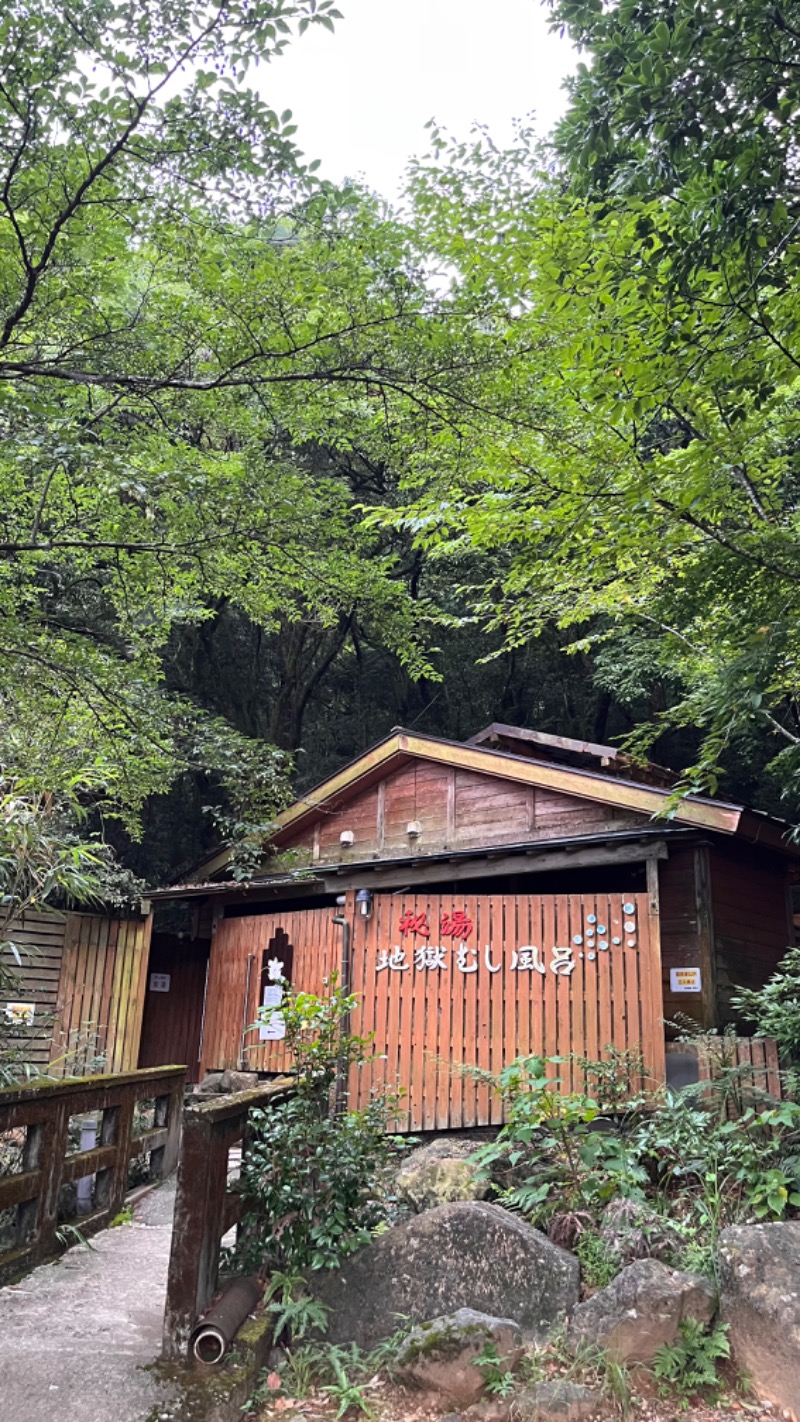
[
  {"x1": 264, "y1": 1271, "x2": 330, "y2": 1343},
  {"x1": 473, "y1": 1341, "x2": 516, "y2": 1397},
  {"x1": 322, "y1": 1349, "x2": 375, "y2": 1419},
  {"x1": 652, "y1": 1319, "x2": 730, "y2": 1403}
]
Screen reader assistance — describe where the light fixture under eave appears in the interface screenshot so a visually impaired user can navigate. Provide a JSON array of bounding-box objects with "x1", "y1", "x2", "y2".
[{"x1": 355, "y1": 888, "x2": 374, "y2": 918}]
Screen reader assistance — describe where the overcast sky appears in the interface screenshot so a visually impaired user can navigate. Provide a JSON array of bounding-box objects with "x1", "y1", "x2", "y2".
[{"x1": 260, "y1": 0, "x2": 576, "y2": 198}]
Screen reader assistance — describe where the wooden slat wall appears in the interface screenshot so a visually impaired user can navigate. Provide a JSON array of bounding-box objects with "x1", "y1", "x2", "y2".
[
  {"x1": 199, "y1": 908, "x2": 341, "y2": 1076},
  {"x1": 300, "y1": 762, "x2": 649, "y2": 869},
  {"x1": 0, "y1": 911, "x2": 69, "y2": 1068},
  {"x1": 50, "y1": 913, "x2": 153, "y2": 1076},
  {"x1": 710, "y1": 843, "x2": 793, "y2": 1023},
  {"x1": 202, "y1": 892, "x2": 663, "y2": 1131},
  {"x1": 349, "y1": 890, "x2": 662, "y2": 1130}
]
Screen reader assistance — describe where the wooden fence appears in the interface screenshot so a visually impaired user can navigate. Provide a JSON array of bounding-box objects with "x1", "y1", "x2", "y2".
[
  {"x1": 0, "y1": 910, "x2": 154, "y2": 1076},
  {"x1": 0, "y1": 1065, "x2": 185, "y2": 1285},
  {"x1": 162, "y1": 1076, "x2": 294, "y2": 1360},
  {"x1": 666, "y1": 1035, "x2": 784, "y2": 1102},
  {"x1": 51, "y1": 913, "x2": 153, "y2": 1074}
]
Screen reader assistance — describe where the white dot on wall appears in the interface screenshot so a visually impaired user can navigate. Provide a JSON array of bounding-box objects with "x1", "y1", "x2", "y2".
[
  {"x1": 612, "y1": 936, "x2": 621, "y2": 945},
  {"x1": 573, "y1": 935, "x2": 583, "y2": 945},
  {"x1": 624, "y1": 921, "x2": 636, "y2": 932},
  {"x1": 626, "y1": 938, "x2": 637, "y2": 948},
  {"x1": 587, "y1": 951, "x2": 596, "y2": 961}
]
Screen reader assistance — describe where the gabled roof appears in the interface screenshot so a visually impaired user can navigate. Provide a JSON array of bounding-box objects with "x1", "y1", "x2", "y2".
[{"x1": 187, "y1": 726, "x2": 796, "y2": 883}]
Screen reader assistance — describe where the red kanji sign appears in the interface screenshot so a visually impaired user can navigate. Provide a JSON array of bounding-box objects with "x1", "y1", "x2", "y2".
[
  {"x1": 398, "y1": 911, "x2": 430, "y2": 938},
  {"x1": 440, "y1": 910, "x2": 473, "y2": 940}
]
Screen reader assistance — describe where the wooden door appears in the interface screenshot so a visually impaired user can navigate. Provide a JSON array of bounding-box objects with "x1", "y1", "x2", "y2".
[
  {"x1": 138, "y1": 934, "x2": 210, "y2": 1082},
  {"x1": 50, "y1": 913, "x2": 153, "y2": 1075}
]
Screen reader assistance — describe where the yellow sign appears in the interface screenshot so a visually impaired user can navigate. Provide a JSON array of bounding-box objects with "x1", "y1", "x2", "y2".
[{"x1": 5, "y1": 1002, "x2": 35, "y2": 1025}]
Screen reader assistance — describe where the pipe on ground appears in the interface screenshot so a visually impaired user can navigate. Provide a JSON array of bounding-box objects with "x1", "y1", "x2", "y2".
[{"x1": 189, "y1": 1276, "x2": 262, "y2": 1365}]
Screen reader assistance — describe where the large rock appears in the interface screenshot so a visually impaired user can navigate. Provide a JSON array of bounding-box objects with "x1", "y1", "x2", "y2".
[
  {"x1": 719, "y1": 1221, "x2": 800, "y2": 1419},
  {"x1": 396, "y1": 1138, "x2": 488, "y2": 1212},
  {"x1": 313, "y1": 1201, "x2": 579, "y2": 1349},
  {"x1": 394, "y1": 1308, "x2": 522, "y2": 1407},
  {"x1": 567, "y1": 1258, "x2": 716, "y2": 1364}
]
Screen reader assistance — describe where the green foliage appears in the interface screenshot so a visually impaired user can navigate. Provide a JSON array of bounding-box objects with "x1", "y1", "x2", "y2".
[
  {"x1": 733, "y1": 948, "x2": 800, "y2": 1063},
  {"x1": 473, "y1": 1048, "x2": 800, "y2": 1291},
  {"x1": 473, "y1": 1054, "x2": 649, "y2": 1225},
  {"x1": 574, "y1": 1231, "x2": 620, "y2": 1290},
  {"x1": 233, "y1": 984, "x2": 405, "y2": 1275},
  {"x1": 397, "y1": 1, "x2": 800, "y2": 822},
  {"x1": 652, "y1": 1319, "x2": 731, "y2": 1404},
  {"x1": 262, "y1": 1337, "x2": 409, "y2": 1417},
  {"x1": 321, "y1": 1348, "x2": 376, "y2": 1420},
  {"x1": 54, "y1": 1222, "x2": 94, "y2": 1252},
  {"x1": 0, "y1": 0, "x2": 512, "y2": 864},
  {"x1": 263, "y1": 1271, "x2": 331, "y2": 1343},
  {"x1": 473, "y1": 1341, "x2": 516, "y2": 1398}
]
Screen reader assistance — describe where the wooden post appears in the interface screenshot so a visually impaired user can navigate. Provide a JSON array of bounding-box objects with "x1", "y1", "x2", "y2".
[
  {"x1": 162, "y1": 1107, "x2": 214, "y2": 1360},
  {"x1": 693, "y1": 845, "x2": 718, "y2": 1031},
  {"x1": 646, "y1": 855, "x2": 667, "y2": 1086},
  {"x1": 162, "y1": 1078, "x2": 295, "y2": 1361}
]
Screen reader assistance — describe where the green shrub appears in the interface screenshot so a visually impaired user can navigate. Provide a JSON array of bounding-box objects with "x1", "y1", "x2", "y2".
[
  {"x1": 232, "y1": 983, "x2": 405, "y2": 1275},
  {"x1": 574, "y1": 1230, "x2": 620, "y2": 1288},
  {"x1": 733, "y1": 946, "x2": 800, "y2": 1063},
  {"x1": 473, "y1": 1054, "x2": 648, "y2": 1226}
]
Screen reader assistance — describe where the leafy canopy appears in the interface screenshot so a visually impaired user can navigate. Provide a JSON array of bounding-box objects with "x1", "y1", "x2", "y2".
[
  {"x1": 395, "y1": 2, "x2": 800, "y2": 812},
  {"x1": 0, "y1": 0, "x2": 501, "y2": 845}
]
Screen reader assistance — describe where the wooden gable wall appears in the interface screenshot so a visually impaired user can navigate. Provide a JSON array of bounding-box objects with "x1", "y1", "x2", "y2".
[{"x1": 285, "y1": 760, "x2": 648, "y2": 866}]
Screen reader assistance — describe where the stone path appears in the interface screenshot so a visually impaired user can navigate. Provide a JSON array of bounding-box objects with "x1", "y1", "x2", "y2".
[{"x1": 0, "y1": 1181, "x2": 179, "y2": 1422}]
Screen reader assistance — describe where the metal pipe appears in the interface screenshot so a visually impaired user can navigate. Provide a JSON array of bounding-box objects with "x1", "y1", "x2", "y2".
[
  {"x1": 239, "y1": 953, "x2": 255, "y2": 1070},
  {"x1": 332, "y1": 913, "x2": 352, "y2": 1114},
  {"x1": 76, "y1": 1116, "x2": 98, "y2": 1214},
  {"x1": 189, "y1": 1275, "x2": 262, "y2": 1365}
]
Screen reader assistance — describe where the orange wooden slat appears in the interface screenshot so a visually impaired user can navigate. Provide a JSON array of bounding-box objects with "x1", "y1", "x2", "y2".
[
  {"x1": 597, "y1": 895, "x2": 614, "y2": 1075},
  {"x1": 541, "y1": 894, "x2": 558, "y2": 1085},
  {"x1": 488, "y1": 894, "x2": 505, "y2": 1126},
  {"x1": 765, "y1": 1037, "x2": 782, "y2": 1098},
  {"x1": 580, "y1": 895, "x2": 597, "y2": 1087},
  {"x1": 466, "y1": 891, "x2": 487, "y2": 1126}
]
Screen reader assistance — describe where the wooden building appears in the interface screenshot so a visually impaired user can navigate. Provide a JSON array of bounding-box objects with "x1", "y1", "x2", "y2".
[{"x1": 142, "y1": 725, "x2": 798, "y2": 1128}]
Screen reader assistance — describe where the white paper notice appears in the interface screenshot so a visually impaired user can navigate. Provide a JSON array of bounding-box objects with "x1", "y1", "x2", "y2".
[{"x1": 259, "y1": 982, "x2": 285, "y2": 1040}]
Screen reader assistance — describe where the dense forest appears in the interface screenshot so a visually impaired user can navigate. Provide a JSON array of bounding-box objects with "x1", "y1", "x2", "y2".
[{"x1": 2, "y1": 0, "x2": 800, "y2": 893}]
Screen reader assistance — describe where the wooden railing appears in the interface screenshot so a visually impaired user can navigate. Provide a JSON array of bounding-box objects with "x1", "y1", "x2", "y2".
[
  {"x1": 0, "y1": 1064, "x2": 185, "y2": 1286},
  {"x1": 162, "y1": 1076, "x2": 295, "y2": 1361}
]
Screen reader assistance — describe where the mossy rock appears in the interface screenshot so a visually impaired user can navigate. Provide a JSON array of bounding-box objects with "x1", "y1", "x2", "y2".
[
  {"x1": 395, "y1": 1308, "x2": 523, "y2": 1408},
  {"x1": 396, "y1": 1141, "x2": 488, "y2": 1212}
]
